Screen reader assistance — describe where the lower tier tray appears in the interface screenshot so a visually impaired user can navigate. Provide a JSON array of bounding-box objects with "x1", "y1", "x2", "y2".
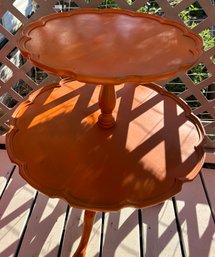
[{"x1": 6, "y1": 81, "x2": 205, "y2": 211}]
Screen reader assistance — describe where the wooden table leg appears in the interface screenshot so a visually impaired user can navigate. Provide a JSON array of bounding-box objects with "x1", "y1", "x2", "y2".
[{"x1": 73, "y1": 210, "x2": 96, "y2": 257}]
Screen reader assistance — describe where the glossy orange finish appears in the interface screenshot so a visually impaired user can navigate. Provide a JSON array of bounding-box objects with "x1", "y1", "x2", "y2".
[
  {"x1": 8, "y1": 9, "x2": 205, "y2": 256},
  {"x1": 98, "y1": 84, "x2": 116, "y2": 128},
  {"x1": 17, "y1": 9, "x2": 203, "y2": 85},
  {"x1": 73, "y1": 210, "x2": 96, "y2": 257},
  {"x1": 6, "y1": 81, "x2": 205, "y2": 211}
]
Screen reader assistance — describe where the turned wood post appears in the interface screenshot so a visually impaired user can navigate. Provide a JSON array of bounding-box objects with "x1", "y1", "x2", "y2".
[
  {"x1": 98, "y1": 84, "x2": 116, "y2": 129},
  {"x1": 73, "y1": 210, "x2": 96, "y2": 257}
]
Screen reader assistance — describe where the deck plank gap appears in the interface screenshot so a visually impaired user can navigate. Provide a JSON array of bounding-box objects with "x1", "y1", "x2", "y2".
[
  {"x1": 57, "y1": 204, "x2": 71, "y2": 257},
  {"x1": 99, "y1": 212, "x2": 105, "y2": 257},
  {"x1": 14, "y1": 191, "x2": 39, "y2": 257},
  {"x1": 172, "y1": 197, "x2": 187, "y2": 257},
  {"x1": 138, "y1": 209, "x2": 144, "y2": 257},
  {"x1": 0, "y1": 165, "x2": 16, "y2": 200},
  {"x1": 0, "y1": 144, "x2": 6, "y2": 150}
]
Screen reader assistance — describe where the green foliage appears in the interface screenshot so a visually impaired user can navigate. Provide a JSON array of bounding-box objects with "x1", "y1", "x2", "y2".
[
  {"x1": 179, "y1": 2, "x2": 206, "y2": 28},
  {"x1": 179, "y1": 2, "x2": 214, "y2": 50},
  {"x1": 167, "y1": 0, "x2": 183, "y2": 6},
  {"x1": 98, "y1": 0, "x2": 119, "y2": 9},
  {"x1": 200, "y1": 28, "x2": 215, "y2": 51},
  {"x1": 176, "y1": 4, "x2": 214, "y2": 96},
  {"x1": 188, "y1": 64, "x2": 211, "y2": 84},
  {"x1": 138, "y1": 1, "x2": 162, "y2": 15}
]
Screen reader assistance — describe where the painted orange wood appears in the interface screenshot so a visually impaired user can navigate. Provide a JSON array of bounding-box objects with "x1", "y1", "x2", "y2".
[
  {"x1": 17, "y1": 9, "x2": 203, "y2": 85},
  {"x1": 6, "y1": 9, "x2": 205, "y2": 257},
  {"x1": 6, "y1": 81, "x2": 205, "y2": 211}
]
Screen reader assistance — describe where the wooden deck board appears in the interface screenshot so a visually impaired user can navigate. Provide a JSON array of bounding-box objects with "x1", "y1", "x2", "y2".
[
  {"x1": 17, "y1": 194, "x2": 68, "y2": 257},
  {"x1": 141, "y1": 200, "x2": 182, "y2": 257},
  {"x1": 61, "y1": 210, "x2": 102, "y2": 257},
  {"x1": 175, "y1": 174, "x2": 215, "y2": 257},
  {"x1": 0, "y1": 150, "x2": 14, "y2": 195},
  {"x1": 0, "y1": 148, "x2": 214, "y2": 257},
  {"x1": 60, "y1": 208, "x2": 84, "y2": 257},
  {"x1": 0, "y1": 167, "x2": 36, "y2": 257},
  {"x1": 102, "y1": 208, "x2": 140, "y2": 257},
  {"x1": 82, "y1": 212, "x2": 102, "y2": 257},
  {"x1": 202, "y1": 168, "x2": 215, "y2": 216}
]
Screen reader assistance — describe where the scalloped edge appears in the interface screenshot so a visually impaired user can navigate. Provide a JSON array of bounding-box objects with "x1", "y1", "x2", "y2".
[
  {"x1": 6, "y1": 82, "x2": 206, "y2": 211},
  {"x1": 17, "y1": 8, "x2": 203, "y2": 85}
]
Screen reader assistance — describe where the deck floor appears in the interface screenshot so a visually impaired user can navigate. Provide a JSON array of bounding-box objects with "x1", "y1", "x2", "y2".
[{"x1": 0, "y1": 147, "x2": 215, "y2": 257}]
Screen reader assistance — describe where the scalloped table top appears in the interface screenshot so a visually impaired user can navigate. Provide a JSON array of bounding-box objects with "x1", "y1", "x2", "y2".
[
  {"x1": 18, "y1": 9, "x2": 203, "y2": 84},
  {"x1": 6, "y1": 81, "x2": 205, "y2": 211}
]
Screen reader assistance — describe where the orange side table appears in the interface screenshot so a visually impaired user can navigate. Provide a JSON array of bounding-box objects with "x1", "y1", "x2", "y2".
[{"x1": 6, "y1": 9, "x2": 205, "y2": 257}]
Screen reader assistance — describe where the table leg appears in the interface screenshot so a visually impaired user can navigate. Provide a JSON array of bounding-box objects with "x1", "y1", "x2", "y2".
[
  {"x1": 98, "y1": 84, "x2": 116, "y2": 129},
  {"x1": 73, "y1": 210, "x2": 96, "y2": 257}
]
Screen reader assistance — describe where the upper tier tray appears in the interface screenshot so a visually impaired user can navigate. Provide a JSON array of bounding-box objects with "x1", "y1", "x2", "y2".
[{"x1": 18, "y1": 9, "x2": 203, "y2": 84}]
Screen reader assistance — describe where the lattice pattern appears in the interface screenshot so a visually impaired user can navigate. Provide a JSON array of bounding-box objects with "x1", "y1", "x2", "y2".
[{"x1": 0, "y1": 0, "x2": 214, "y2": 148}]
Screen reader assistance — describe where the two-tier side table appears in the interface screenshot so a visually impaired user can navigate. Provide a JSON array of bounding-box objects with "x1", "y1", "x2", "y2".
[{"x1": 6, "y1": 9, "x2": 205, "y2": 257}]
